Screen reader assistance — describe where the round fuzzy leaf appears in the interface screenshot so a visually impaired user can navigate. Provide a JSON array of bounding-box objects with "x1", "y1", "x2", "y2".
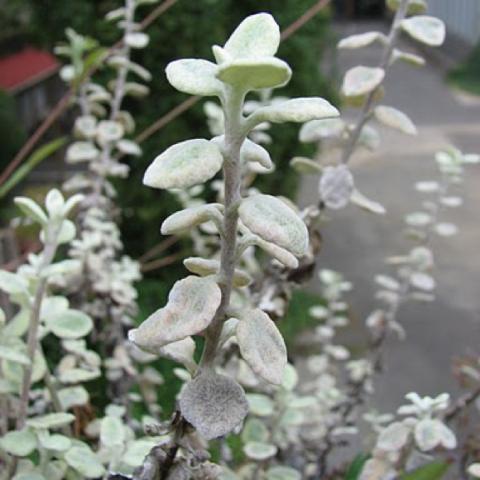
[
  {"x1": 38, "y1": 432, "x2": 72, "y2": 452},
  {"x1": 14, "y1": 198, "x2": 48, "y2": 225},
  {"x1": 116, "y1": 139, "x2": 142, "y2": 156},
  {"x1": 401, "y1": 16, "x2": 446, "y2": 47},
  {"x1": 241, "y1": 418, "x2": 269, "y2": 444},
  {"x1": 166, "y1": 59, "x2": 222, "y2": 96},
  {"x1": 224, "y1": 13, "x2": 280, "y2": 59},
  {"x1": 0, "y1": 345, "x2": 30, "y2": 365},
  {"x1": 143, "y1": 139, "x2": 223, "y2": 190},
  {"x1": 58, "y1": 386, "x2": 89, "y2": 410},
  {"x1": 66, "y1": 142, "x2": 99, "y2": 163},
  {"x1": 266, "y1": 466, "x2": 302, "y2": 480},
  {"x1": 237, "y1": 309, "x2": 287, "y2": 385},
  {"x1": 65, "y1": 445, "x2": 105, "y2": 478},
  {"x1": 26, "y1": 413, "x2": 75, "y2": 430},
  {"x1": 128, "y1": 276, "x2": 221, "y2": 351},
  {"x1": 239, "y1": 194, "x2": 308, "y2": 256},
  {"x1": 377, "y1": 422, "x2": 410, "y2": 451},
  {"x1": 0, "y1": 270, "x2": 29, "y2": 295},
  {"x1": 125, "y1": 32, "x2": 149, "y2": 49},
  {"x1": 338, "y1": 31, "x2": 385, "y2": 49},
  {"x1": 319, "y1": 165, "x2": 355, "y2": 210},
  {"x1": 96, "y1": 120, "x2": 124, "y2": 145},
  {"x1": 100, "y1": 416, "x2": 125, "y2": 447},
  {"x1": 161, "y1": 204, "x2": 223, "y2": 235},
  {"x1": 255, "y1": 97, "x2": 339, "y2": 124},
  {"x1": 299, "y1": 118, "x2": 345, "y2": 143},
  {"x1": 374, "y1": 106, "x2": 417, "y2": 135},
  {"x1": 217, "y1": 58, "x2": 291, "y2": 91},
  {"x1": 244, "y1": 442, "x2": 277, "y2": 461},
  {"x1": 48, "y1": 309, "x2": 93, "y2": 339},
  {"x1": 342, "y1": 66, "x2": 385, "y2": 97},
  {"x1": 0, "y1": 429, "x2": 36, "y2": 456},
  {"x1": 123, "y1": 439, "x2": 158, "y2": 468},
  {"x1": 248, "y1": 400, "x2": 275, "y2": 427},
  {"x1": 179, "y1": 371, "x2": 248, "y2": 440},
  {"x1": 183, "y1": 257, "x2": 252, "y2": 287}
]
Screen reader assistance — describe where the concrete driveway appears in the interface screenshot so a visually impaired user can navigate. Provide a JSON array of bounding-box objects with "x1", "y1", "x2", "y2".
[{"x1": 297, "y1": 21, "x2": 480, "y2": 413}]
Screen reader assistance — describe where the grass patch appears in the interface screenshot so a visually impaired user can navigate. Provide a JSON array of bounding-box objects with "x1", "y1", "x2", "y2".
[
  {"x1": 279, "y1": 288, "x2": 323, "y2": 350},
  {"x1": 448, "y1": 43, "x2": 480, "y2": 96}
]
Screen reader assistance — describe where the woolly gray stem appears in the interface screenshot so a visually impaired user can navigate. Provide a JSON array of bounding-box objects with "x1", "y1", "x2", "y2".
[
  {"x1": 341, "y1": 0, "x2": 410, "y2": 165},
  {"x1": 199, "y1": 87, "x2": 246, "y2": 369}
]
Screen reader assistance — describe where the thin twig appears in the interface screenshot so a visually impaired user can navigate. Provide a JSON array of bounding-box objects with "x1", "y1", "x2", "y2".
[
  {"x1": 140, "y1": 252, "x2": 183, "y2": 273},
  {"x1": 138, "y1": 236, "x2": 179, "y2": 264}
]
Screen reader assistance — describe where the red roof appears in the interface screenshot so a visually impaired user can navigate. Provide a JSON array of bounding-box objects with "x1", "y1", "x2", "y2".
[{"x1": 0, "y1": 47, "x2": 59, "y2": 93}]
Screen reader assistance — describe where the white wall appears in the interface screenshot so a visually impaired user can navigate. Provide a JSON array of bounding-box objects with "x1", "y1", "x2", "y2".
[{"x1": 428, "y1": 0, "x2": 480, "y2": 46}]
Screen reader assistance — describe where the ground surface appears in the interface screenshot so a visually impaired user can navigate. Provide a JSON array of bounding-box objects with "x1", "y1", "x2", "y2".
[{"x1": 298, "y1": 21, "x2": 480, "y2": 414}]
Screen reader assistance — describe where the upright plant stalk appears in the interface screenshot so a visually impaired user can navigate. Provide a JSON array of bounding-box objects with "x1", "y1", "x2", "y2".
[
  {"x1": 341, "y1": 0, "x2": 410, "y2": 164},
  {"x1": 199, "y1": 89, "x2": 245, "y2": 369},
  {"x1": 16, "y1": 230, "x2": 60, "y2": 430},
  {"x1": 129, "y1": 12, "x2": 339, "y2": 478}
]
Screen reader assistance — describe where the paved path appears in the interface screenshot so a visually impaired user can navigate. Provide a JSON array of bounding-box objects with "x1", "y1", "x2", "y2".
[{"x1": 298, "y1": 21, "x2": 480, "y2": 414}]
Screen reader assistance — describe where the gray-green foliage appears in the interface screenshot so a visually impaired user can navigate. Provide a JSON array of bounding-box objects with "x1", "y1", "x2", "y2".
[{"x1": 130, "y1": 13, "x2": 339, "y2": 449}]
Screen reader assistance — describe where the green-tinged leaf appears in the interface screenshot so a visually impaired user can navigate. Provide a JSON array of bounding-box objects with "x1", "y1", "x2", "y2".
[
  {"x1": 14, "y1": 198, "x2": 48, "y2": 225},
  {"x1": 253, "y1": 97, "x2": 339, "y2": 124},
  {"x1": 400, "y1": 461, "x2": 450, "y2": 480},
  {"x1": 161, "y1": 204, "x2": 223, "y2": 235},
  {"x1": 342, "y1": 66, "x2": 385, "y2": 97},
  {"x1": 223, "y1": 13, "x2": 280, "y2": 59},
  {"x1": 0, "y1": 137, "x2": 67, "y2": 199},
  {"x1": 290, "y1": 156, "x2": 322, "y2": 174},
  {"x1": 0, "y1": 345, "x2": 30, "y2": 365},
  {"x1": 100, "y1": 416, "x2": 125, "y2": 447},
  {"x1": 0, "y1": 270, "x2": 28, "y2": 295},
  {"x1": 0, "y1": 429, "x2": 36, "y2": 456},
  {"x1": 47, "y1": 309, "x2": 93, "y2": 339},
  {"x1": 65, "y1": 445, "x2": 105, "y2": 478},
  {"x1": 128, "y1": 276, "x2": 221, "y2": 351},
  {"x1": 166, "y1": 59, "x2": 223, "y2": 96},
  {"x1": 26, "y1": 413, "x2": 75, "y2": 430},
  {"x1": 144, "y1": 139, "x2": 223, "y2": 190},
  {"x1": 217, "y1": 58, "x2": 291, "y2": 91},
  {"x1": 237, "y1": 309, "x2": 287, "y2": 385},
  {"x1": 246, "y1": 393, "x2": 274, "y2": 417},
  {"x1": 239, "y1": 194, "x2": 308, "y2": 256},
  {"x1": 401, "y1": 16, "x2": 446, "y2": 47},
  {"x1": 266, "y1": 466, "x2": 301, "y2": 480},
  {"x1": 183, "y1": 257, "x2": 252, "y2": 287},
  {"x1": 243, "y1": 442, "x2": 277, "y2": 461},
  {"x1": 241, "y1": 418, "x2": 269, "y2": 444},
  {"x1": 58, "y1": 386, "x2": 89, "y2": 410}
]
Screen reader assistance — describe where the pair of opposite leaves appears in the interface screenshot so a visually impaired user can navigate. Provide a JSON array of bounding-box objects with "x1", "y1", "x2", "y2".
[{"x1": 129, "y1": 275, "x2": 286, "y2": 439}]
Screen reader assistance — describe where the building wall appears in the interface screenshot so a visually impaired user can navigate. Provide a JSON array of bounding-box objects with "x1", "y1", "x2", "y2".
[{"x1": 428, "y1": 0, "x2": 480, "y2": 46}]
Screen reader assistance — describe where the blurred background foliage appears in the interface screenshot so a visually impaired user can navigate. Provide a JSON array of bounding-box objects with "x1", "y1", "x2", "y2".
[
  {"x1": 1, "y1": 0, "x2": 335, "y2": 255},
  {"x1": 0, "y1": 1, "x2": 334, "y2": 362}
]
